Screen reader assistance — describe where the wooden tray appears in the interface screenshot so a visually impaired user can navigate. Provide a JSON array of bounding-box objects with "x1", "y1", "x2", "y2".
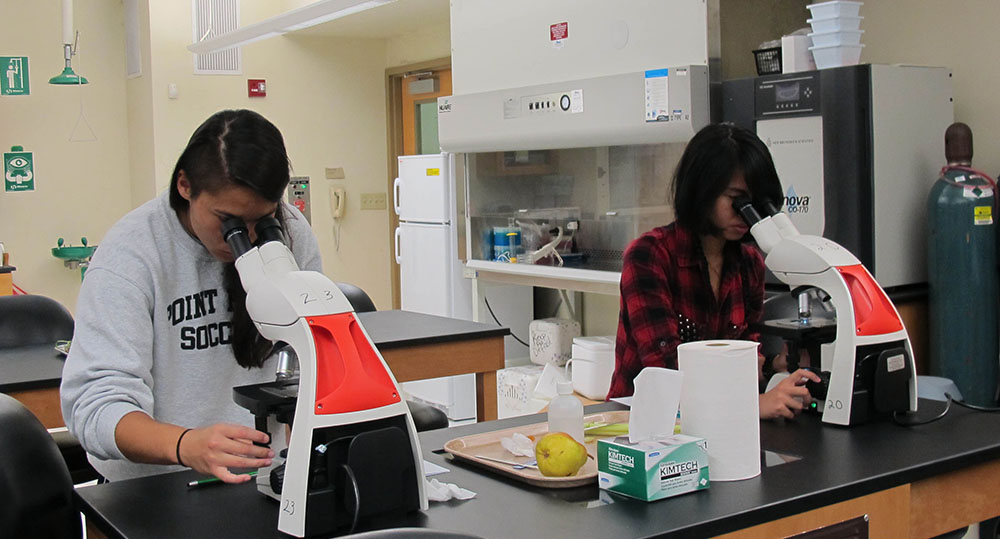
[{"x1": 443, "y1": 410, "x2": 629, "y2": 489}]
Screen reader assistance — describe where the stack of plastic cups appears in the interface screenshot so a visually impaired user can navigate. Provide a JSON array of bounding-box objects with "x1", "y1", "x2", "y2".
[{"x1": 806, "y1": 1, "x2": 864, "y2": 69}]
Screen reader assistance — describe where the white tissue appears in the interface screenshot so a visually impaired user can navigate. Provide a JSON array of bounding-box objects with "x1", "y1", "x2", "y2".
[
  {"x1": 628, "y1": 367, "x2": 684, "y2": 443},
  {"x1": 424, "y1": 478, "x2": 476, "y2": 502},
  {"x1": 533, "y1": 362, "x2": 568, "y2": 400},
  {"x1": 500, "y1": 432, "x2": 535, "y2": 457},
  {"x1": 678, "y1": 340, "x2": 761, "y2": 481}
]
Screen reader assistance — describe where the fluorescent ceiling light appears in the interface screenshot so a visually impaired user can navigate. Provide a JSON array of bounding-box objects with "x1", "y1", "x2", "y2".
[{"x1": 187, "y1": 0, "x2": 396, "y2": 55}]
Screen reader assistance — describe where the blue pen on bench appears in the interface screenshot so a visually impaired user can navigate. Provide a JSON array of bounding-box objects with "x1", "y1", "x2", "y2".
[{"x1": 187, "y1": 470, "x2": 258, "y2": 488}]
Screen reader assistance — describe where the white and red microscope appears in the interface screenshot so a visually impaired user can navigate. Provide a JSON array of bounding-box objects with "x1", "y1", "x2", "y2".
[
  {"x1": 224, "y1": 217, "x2": 427, "y2": 537},
  {"x1": 735, "y1": 198, "x2": 918, "y2": 426}
]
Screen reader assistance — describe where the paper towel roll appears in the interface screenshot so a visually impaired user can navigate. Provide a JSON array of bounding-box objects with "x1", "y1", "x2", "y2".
[{"x1": 678, "y1": 340, "x2": 760, "y2": 481}]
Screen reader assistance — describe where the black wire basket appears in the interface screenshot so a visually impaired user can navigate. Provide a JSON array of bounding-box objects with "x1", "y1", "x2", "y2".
[{"x1": 753, "y1": 47, "x2": 782, "y2": 75}]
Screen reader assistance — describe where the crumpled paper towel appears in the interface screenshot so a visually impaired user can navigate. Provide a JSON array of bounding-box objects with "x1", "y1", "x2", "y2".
[
  {"x1": 425, "y1": 478, "x2": 476, "y2": 502},
  {"x1": 500, "y1": 432, "x2": 535, "y2": 457}
]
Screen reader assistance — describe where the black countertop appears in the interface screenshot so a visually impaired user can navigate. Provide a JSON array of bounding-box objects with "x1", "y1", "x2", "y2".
[
  {"x1": 75, "y1": 399, "x2": 1000, "y2": 539},
  {"x1": 0, "y1": 310, "x2": 507, "y2": 394},
  {"x1": 0, "y1": 344, "x2": 66, "y2": 392},
  {"x1": 356, "y1": 310, "x2": 508, "y2": 349}
]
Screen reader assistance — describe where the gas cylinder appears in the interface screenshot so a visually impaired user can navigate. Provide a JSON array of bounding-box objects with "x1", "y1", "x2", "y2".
[{"x1": 927, "y1": 122, "x2": 999, "y2": 406}]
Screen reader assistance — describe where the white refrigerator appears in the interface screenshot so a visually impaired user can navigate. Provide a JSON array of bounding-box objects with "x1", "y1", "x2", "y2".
[{"x1": 394, "y1": 153, "x2": 476, "y2": 420}]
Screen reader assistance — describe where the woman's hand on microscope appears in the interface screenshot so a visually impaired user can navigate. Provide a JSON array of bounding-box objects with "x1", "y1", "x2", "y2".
[
  {"x1": 759, "y1": 368, "x2": 822, "y2": 420},
  {"x1": 178, "y1": 423, "x2": 274, "y2": 483}
]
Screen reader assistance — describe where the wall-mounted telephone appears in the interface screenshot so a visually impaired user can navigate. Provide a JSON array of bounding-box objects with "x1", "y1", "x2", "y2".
[{"x1": 330, "y1": 187, "x2": 346, "y2": 219}]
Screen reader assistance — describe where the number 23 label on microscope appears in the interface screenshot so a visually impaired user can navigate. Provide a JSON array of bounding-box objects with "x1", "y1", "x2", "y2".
[{"x1": 283, "y1": 499, "x2": 295, "y2": 515}]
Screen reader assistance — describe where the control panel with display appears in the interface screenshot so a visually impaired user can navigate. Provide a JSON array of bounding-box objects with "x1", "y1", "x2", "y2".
[{"x1": 754, "y1": 73, "x2": 821, "y2": 117}]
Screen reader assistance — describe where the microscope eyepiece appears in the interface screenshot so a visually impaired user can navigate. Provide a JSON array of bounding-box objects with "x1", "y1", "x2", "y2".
[
  {"x1": 732, "y1": 195, "x2": 762, "y2": 227},
  {"x1": 762, "y1": 198, "x2": 782, "y2": 217},
  {"x1": 254, "y1": 217, "x2": 286, "y2": 246},
  {"x1": 221, "y1": 217, "x2": 253, "y2": 258}
]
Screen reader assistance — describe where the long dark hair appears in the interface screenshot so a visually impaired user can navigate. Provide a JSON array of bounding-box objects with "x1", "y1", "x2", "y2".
[
  {"x1": 169, "y1": 109, "x2": 291, "y2": 368},
  {"x1": 672, "y1": 122, "x2": 783, "y2": 234}
]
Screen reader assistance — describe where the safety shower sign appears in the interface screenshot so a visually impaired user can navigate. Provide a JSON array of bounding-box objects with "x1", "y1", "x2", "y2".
[
  {"x1": 1, "y1": 57, "x2": 30, "y2": 96},
  {"x1": 4, "y1": 147, "x2": 34, "y2": 192}
]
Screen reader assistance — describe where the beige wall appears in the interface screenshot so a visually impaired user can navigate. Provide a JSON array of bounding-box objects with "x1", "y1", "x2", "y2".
[
  {"x1": 863, "y1": 0, "x2": 1000, "y2": 175},
  {"x1": 386, "y1": 22, "x2": 450, "y2": 68},
  {"x1": 719, "y1": 0, "x2": 813, "y2": 80},
  {"x1": 134, "y1": 2, "x2": 395, "y2": 308},
  {"x1": 0, "y1": 0, "x2": 132, "y2": 311}
]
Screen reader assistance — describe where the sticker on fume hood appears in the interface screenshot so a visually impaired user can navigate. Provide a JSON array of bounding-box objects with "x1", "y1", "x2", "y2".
[
  {"x1": 645, "y1": 69, "x2": 670, "y2": 122},
  {"x1": 550, "y1": 22, "x2": 569, "y2": 49},
  {"x1": 974, "y1": 206, "x2": 993, "y2": 226},
  {"x1": 503, "y1": 97, "x2": 520, "y2": 119},
  {"x1": 438, "y1": 99, "x2": 452, "y2": 114},
  {"x1": 571, "y1": 89, "x2": 584, "y2": 113}
]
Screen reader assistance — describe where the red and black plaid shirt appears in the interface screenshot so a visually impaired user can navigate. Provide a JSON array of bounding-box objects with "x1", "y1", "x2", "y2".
[{"x1": 607, "y1": 223, "x2": 765, "y2": 398}]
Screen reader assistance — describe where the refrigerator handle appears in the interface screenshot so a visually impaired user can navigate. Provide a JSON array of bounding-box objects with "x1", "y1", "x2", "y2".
[
  {"x1": 394, "y1": 227, "x2": 402, "y2": 264},
  {"x1": 393, "y1": 177, "x2": 402, "y2": 216}
]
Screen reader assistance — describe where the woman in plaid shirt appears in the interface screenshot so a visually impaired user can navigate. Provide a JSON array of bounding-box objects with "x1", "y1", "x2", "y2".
[{"x1": 608, "y1": 123, "x2": 820, "y2": 420}]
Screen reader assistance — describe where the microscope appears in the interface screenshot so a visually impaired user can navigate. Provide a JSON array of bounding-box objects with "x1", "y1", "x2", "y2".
[
  {"x1": 735, "y1": 198, "x2": 918, "y2": 426},
  {"x1": 223, "y1": 217, "x2": 426, "y2": 537}
]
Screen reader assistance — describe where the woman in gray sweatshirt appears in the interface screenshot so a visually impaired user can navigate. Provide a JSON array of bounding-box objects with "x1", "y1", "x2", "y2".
[{"x1": 61, "y1": 110, "x2": 322, "y2": 482}]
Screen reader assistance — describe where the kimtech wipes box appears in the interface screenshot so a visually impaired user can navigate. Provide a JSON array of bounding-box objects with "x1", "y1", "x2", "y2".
[{"x1": 597, "y1": 434, "x2": 710, "y2": 501}]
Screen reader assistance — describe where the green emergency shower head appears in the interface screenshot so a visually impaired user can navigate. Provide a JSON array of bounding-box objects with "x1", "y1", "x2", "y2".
[
  {"x1": 51, "y1": 0, "x2": 89, "y2": 86},
  {"x1": 49, "y1": 66, "x2": 88, "y2": 85}
]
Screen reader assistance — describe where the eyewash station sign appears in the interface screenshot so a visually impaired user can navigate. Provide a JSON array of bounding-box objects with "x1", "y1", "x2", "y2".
[{"x1": 4, "y1": 146, "x2": 34, "y2": 192}]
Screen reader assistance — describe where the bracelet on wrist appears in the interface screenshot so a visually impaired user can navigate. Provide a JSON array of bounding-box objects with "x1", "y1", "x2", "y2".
[{"x1": 175, "y1": 428, "x2": 193, "y2": 467}]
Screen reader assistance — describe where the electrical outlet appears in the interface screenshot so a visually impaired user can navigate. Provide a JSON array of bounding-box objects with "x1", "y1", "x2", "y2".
[{"x1": 360, "y1": 192, "x2": 386, "y2": 210}]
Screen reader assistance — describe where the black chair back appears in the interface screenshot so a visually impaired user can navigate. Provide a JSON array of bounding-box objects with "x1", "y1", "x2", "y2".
[
  {"x1": 0, "y1": 295, "x2": 74, "y2": 348},
  {"x1": 337, "y1": 282, "x2": 377, "y2": 313},
  {"x1": 0, "y1": 393, "x2": 81, "y2": 538}
]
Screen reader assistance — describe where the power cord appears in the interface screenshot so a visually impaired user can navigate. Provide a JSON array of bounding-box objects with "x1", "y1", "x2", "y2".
[
  {"x1": 342, "y1": 464, "x2": 361, "y2": 535},
  {"x1": 892, "y1": 396, "x2": 951, "y2": 426},
  {"x1": 483, "y1": 294, "x2": 529, "y2": 347},
  {"x1": 947, "y1": 392, "x2": 1000, "y2": 412},
  {"x1": 892, "y1": 392, "x2": 1000, "y2": 426}
]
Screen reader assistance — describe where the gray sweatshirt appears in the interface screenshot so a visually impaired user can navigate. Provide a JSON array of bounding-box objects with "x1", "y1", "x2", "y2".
[{"x1": 61, "y1": 191, "x2": 322, "y2": 481}]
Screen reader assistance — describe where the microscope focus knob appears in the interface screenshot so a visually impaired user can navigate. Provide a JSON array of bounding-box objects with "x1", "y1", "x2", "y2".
[
  {"x1": 805, "y1": 367, "x2": 831, "y2": 400},
  {"x1": 270, "y1": 463, "x2": 286, "y2": 495}
]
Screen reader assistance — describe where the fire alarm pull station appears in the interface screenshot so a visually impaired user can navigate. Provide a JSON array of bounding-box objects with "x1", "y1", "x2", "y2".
[
  {"x1": 248, "y1": 79, "x2": 266, "y2": 97},
  {"x1": 287, "y1": 177, "x2": 310, "y2": 223}
]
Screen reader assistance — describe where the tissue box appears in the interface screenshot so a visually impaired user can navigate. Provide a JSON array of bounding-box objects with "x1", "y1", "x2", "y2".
[
  {"x1": 496, "y1": 365, "x2": 548, "y2": 418},
  {"x1": 598, "y1": 435, "x2": 709, "y2": 502},
  {"x1": 528, "y1": 318, "x2": 581, "y2": 366}
]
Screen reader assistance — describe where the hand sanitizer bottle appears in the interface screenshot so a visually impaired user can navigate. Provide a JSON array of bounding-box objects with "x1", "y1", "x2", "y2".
[{"x1": 548, "y1": 381, "x2": 583, "y2": 444}]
